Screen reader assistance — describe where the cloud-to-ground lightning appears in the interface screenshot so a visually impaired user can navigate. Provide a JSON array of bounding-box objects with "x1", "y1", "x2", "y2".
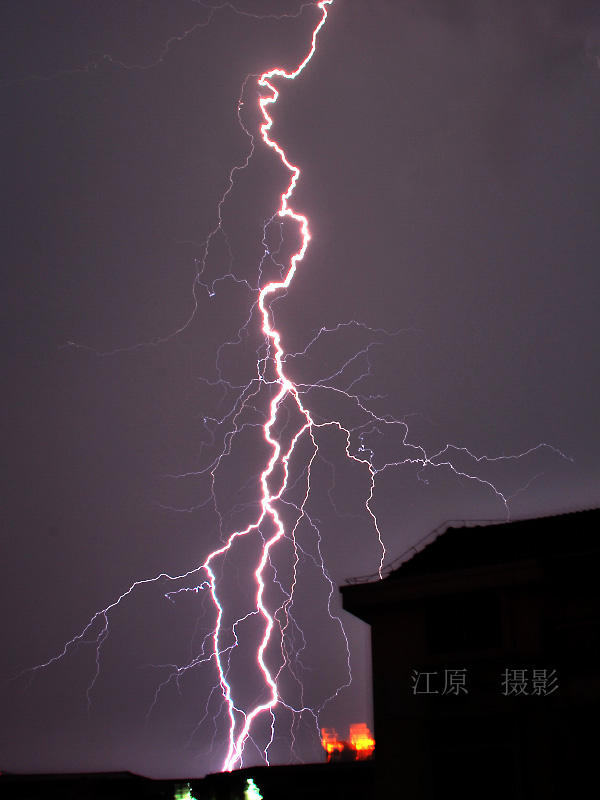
[{"x1": 15, "y1": 0, "x2": 573, "y2": 775}]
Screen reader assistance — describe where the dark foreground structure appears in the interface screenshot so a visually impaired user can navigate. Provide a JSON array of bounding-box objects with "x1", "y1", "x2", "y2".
[
  {"x1": 196, "y1": 760, "x2": 374, "y2": 799},
  {"x1": 0, "y1": 772, "x2": 172, "y2": 800},
  {"x1": 0, "y1": 762, "x2": 375, "y2": 800},
  {"x1": 341, "y1": 509, "x2": 600, "y2": 798}
]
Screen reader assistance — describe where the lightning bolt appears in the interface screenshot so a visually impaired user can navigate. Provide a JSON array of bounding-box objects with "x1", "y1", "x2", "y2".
[
  {"x1": 201, "y1": 1, "x2": 336, "y2": 770},
  {"x1": 14, "y1": 0, "x2": 572, "y2": 776}
]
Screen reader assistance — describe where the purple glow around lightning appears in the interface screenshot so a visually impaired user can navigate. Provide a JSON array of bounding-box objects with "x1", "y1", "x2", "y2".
[{"x1": 19, "y1": 0, "x2": 572, "y2": 774}]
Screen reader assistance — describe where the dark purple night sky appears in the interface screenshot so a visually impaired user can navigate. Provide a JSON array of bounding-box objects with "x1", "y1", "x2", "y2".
[{"x1": 1, "y1": 0, "x2": 599, "y2": 779}]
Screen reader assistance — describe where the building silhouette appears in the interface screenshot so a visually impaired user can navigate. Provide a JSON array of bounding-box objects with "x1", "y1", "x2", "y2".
[{"x1": 341, "y1": 509, "x2": 600, "y2": 798}]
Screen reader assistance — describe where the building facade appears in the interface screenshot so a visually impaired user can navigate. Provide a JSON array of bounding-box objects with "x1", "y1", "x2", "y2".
[{"x1": 341, "y1": 510, "x2": 600, "y2": 798}]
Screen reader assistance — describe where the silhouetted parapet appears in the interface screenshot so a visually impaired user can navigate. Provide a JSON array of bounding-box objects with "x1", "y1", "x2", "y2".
[
  {"x1": 196, "y1": 760, "x2": 375, "y2": 799},
  {"x1": 0, "y1": 764, "x2": 376, "y2": 800},
  {"x1": 0, "y1": 772, "x2": 171, "y2": 800}
]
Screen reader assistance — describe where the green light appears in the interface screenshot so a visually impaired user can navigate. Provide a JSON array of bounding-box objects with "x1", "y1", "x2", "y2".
[
  {"x1": 245, "y1": 778, "x2": 263, "y2": 800},
  {"x1": 174, "y1": 783, "x2": 195, "y2": 800}
]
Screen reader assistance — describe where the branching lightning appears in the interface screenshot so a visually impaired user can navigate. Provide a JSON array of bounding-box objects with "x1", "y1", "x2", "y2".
[{"x1": 16, "y1": 0, "x2": 572, "y2": 775}]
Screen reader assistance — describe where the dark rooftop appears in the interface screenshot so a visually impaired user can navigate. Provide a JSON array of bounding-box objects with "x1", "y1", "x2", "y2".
[{"x1": 391, "y1": 508, "x2": 600, "y2": 579}]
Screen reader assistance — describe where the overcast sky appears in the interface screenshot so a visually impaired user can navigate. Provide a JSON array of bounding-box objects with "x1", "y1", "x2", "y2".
[{"x1": 1, "y1": 0, "x2": 599, "y2": 779}]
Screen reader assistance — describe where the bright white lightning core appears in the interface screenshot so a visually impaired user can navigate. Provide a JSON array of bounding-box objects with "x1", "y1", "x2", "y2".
[{"x1": 20, "y1": 0, "x2": 571, "y2": 775}]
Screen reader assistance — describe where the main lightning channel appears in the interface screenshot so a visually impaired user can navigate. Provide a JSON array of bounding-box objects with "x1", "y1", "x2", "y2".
[{"x1": 204, "y1": 0, "x2": 334, "y2": 770}]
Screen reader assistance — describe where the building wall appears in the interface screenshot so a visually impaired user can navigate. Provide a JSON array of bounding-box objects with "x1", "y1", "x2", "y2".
[{"x1": 342, "y1": 514, "x2": 600, "y2": 798}]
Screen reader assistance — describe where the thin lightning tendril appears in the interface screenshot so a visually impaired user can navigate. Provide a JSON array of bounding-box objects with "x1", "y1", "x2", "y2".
[
  {"x1": 1, "y1": 2, "x2": 320, "y2": 86},
  {"x1": 16, "y1": 0, "x2": 572, "y2": 775}
]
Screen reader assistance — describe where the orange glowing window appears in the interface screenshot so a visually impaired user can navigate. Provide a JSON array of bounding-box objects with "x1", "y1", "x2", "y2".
[
  {"x1": 321, "y1": 724, "x2": 375, "y2": 761},
  {"x1": 348, "y1": 723, "x2": 375, "y2": 759},
  {"x1": 321, "y1": 727, "x2": 344, "y2": 755}
]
